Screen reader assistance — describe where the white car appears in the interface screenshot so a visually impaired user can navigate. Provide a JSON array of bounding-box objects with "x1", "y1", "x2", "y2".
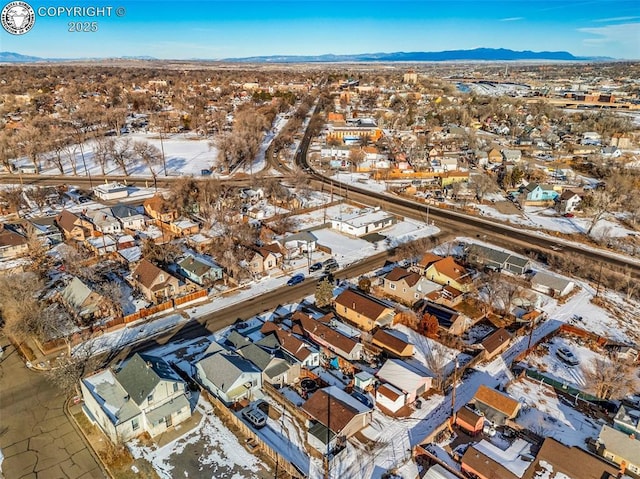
[
  {"x1": 242, "y1": 407, "x2": 267, "y2": 429},
  {"x1": 556, "y1": 346, "x2": 579, "y2": 366}
]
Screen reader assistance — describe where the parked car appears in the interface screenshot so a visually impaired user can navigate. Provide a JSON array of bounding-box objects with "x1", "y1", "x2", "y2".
[
  {"x1": 351, "y1": 391, "x2": 374, "y2": 409},
  {"x1": 556, "y1": 346, "x2": 580, "y2": 366},
  {"x1": 309, "y1": 262, "x2": 323, "y2": 272},
  {"x1": 242, "y1": 407, "x2": 267, "y2": 429},
  {"x1": 563, "y1": 212, "x2": 575, "y2": 218},
  {"x1": 287, "y1": 273, "x2": 305, "y2": 286},
  {"x1": 323, "y1": 258, "x2": 339, "y2": 272}
]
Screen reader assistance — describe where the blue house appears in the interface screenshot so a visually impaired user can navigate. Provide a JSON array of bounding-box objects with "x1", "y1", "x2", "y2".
[
  {"x1": 518, "y1": 182, "x2": 559, "y2": 206},
  {"x1": 177, "y1": 254, "x2": 223, "y2": 286}
]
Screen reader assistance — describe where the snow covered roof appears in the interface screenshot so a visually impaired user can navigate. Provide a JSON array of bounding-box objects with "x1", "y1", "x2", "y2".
[
  {"x1": 597, "y1": 424, "x2": 640, "y2": 464},
  {"x1": 82, "y1": 369, "x2": 141, "y2": 425},
  {"x1": 376, "y1": 358, "x2": 433, "y2": 394}
]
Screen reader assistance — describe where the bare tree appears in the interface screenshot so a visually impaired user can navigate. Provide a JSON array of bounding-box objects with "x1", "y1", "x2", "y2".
[
  {"x1": 44, "y1": 339, "x2": 102, "y2": 397},
  {"x1": 107, "y1": 137, "x2": 133, "y2": 175},
  {"x1": 0, "y1": 272, "x2": 45, "y2": 341},
  {"x1": 132, "y1": 140, "x2": 161, "y2": 179},
  {"x1": 141, "y1": 238, "x2": 182, "y2": 268},
  {"x1": 584, "y1": 190, "x2": 616, "y2": 237},
  {"x1": 24, "y1": 223, "x2": 55, "y2": 278},
  {"x1": 582, "y1": 356, "x2": 639, "y2": 400}
]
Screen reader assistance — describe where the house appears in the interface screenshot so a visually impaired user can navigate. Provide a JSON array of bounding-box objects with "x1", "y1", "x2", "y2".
[
  {"x1": 283, "y1": 232, "x2": 317, "y2": 258},
  {"x1": 237, "y1": 343, "x2": 300, "y2": 387},
  {"x1": 86, "y1": 210, "x2": 122, "y2": 235},
  {"x1": 334, "y1": 289, "x2": 396, "y2": 332},
  {"x1": 518, "y1": 183, "x2": 559, "y2": 206},
  {"x1": 425, "y1": 257, "x2": 473, "y2": 293},
  {"x1": 416, "y1": 300, "x2": 473, "y2": 336},
  {"x1": 117, "y1": 235, "x2": 136, "y2": 251},
  {"x1": 298, "y1": 315, "x2": 363, "y2": 362},
  {"x1": 461, "y1": 439, "x2": 534, "y2": 479},
  {"x1": 601, "y1": 146, "x2": 621, "y2": 158},
  {"x1": 555, "y1": 190, "x2": 583, "y2": 214},
  {"x1": 249, "y1": 243, "x2": 283, "y2": 275},
  {"x1": 144, "y1": 194, "x2": 178, "y2": 223},
  {"x1": 371, "y1": 329, "x2": 414, "y2": 358},
  {"x1": 85, "y1": 235, "x2": 117, "y2": 256},
  {"x1": 410, "y1": 253, "x2": 443, "y2": 276},
  {"x1": 502, "y1": 149, "x2": 522, "y2": 163},
  {"x1": 55, "y1": 210, "x2": 95, "y2": 241},
  {"x1": 471, "y1": 384, "x2": 521, "y2": 426},
  {"x1": 522, "y1": 437, "x2": 620, "y2": 479},
  {"x1": 301, "y1": 386, "x2": 372, "y2": 453},
  {"x1": 258, "y1": 322, "x2": 320, "y2": 369},
  {"x1": 131, "y1": 259, "x2": 182, "y2": 303},
  {"x1": 28, "y1": 217, "x2": 63, "y2": 245},
  {"x1": 481, "y1": 327, "x2": 512, "y2": 360},
  {"x1": 169, "y1": 218, "x2": 200, "y2": 237},
  {"x1": 487, "y1": 148, "x2": 503, "y2": 163},
  {"x1": 80, "y1": 353, "x2": 191, "y2": 443},
  {"x1": 0, "y1": 225, "x2": 28, "y2": 260},
  {"x1": 194, "y1": 349, "x2": 262, "y2": 405},
  {"x1": 464, "y1": 244, "x2": 530, "y2": 275},
  {"x1": 330, "y1": 207, "x2": 396, "y2": 237},
  {"x1": 596, "y1": 425, "x2": 640, "y2": 478},
  {"x1": 60, "y1": 277, "x2": 107, "y2": 320},
  {"x1": 93, "y1": 182, "x2": 129, "y2": 201},
  {"x1": 613, "y1": 405, "x2": 640, "y2": 439},
  {"x1": 382, "y1": 267, "x2": 440, "y2": 305},
  {"x1": 531, "y1": 271, "x2": 575, "y2": 297},
  {"x1": 177, "y1": 255, "x2": 223, "y2": 286},
  {"x1": 111, "y1": 204, "x2": 147, "y2": 231},
  {"x1": 376, "y1": 359, "x2": 433, "y2": 413},
  {"x1": 455, "y1": 406, "x2": 484, "y2": 435}
]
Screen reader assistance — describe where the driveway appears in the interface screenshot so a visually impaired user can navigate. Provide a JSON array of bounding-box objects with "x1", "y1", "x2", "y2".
[{"x1": 0, "y1": 339, "x2": 103, "y2": 479}]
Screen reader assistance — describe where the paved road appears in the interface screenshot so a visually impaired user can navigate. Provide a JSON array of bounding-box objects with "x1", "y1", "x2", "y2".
[{"x1": 0, "y1": 338, "x2": 103, "y2": 479}]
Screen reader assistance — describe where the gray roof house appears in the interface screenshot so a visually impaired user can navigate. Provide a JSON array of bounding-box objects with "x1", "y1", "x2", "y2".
[
  {"x1": 59, "y1": 277, "x2": 106, "y2": 319},
  {"x1": 531, "y1": 271, "x2": 575, "y2": 297},
  {"x1": 177, "y1": 254, "x2": 223, "y2": 286},
  {"x1": 195, "y1": 350, "x2": 262, "y2": 405},
  {"x1": 80, "y1": 353, "x2": 191, "y2": 443},
  {"x1": 465, "y1": 244, "x2": 530, "y2": 275},
  {"x1": 596, "y1": 424, "x2": 640, "y2": 476},
  {"x1": 238, "y1": 343, "x2": 301, "y2": 386}
]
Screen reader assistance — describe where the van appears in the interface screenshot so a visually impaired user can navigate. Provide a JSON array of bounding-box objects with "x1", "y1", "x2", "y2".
[{"x1": 242, "y1": 407, "x2": 267, "y2": 429}]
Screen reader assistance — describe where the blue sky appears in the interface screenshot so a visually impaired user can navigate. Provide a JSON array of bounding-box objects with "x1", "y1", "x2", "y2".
[{"x1": 1, "y1": 0, "x2": 639, "y2": 59}]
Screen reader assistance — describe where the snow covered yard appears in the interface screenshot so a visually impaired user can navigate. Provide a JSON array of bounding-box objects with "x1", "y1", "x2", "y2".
[
  {"x1": 128, "y1": 396, "x2": 269, "y2": 479},
  {"x1": 508, "y1": 379, "x2": 601, "y2": 447}
]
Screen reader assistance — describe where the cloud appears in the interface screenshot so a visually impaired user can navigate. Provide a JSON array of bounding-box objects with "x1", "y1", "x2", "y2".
[
  {"x1": 578, "y1": 22, "x2": 640, "y2": 44},
  {"x1": 500, "y1": 17, "x2": 524, "y2": 22},
  {"x1": 593, "y1": 16, "x2": 639, "y2": 23}
]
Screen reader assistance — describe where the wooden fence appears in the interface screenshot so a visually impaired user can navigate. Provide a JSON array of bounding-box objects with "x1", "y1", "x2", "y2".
[
  {"x1": 201, "y1": 390, "x2": 306, "y2": 479},
  {"x1": 174, "y1": 289, "x2": 208, "y2": 306}
]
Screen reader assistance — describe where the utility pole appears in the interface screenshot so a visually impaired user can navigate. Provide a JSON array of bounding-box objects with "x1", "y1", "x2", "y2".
[
  {"x1": 159, "y1": 121, "x2": 168, "y2": 176},
  {"x1": 450, "y1": 358, "x2": 458, "y2": 419},
  {"x1": 595, "y1": 262, "x2": 604, "y2": 298}
]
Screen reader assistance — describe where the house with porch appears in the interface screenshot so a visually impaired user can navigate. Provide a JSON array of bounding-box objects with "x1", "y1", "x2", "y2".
[
  {"x1": 298, "y1": 314, "x2": 363, "y2": 362},
  {"x1": 555, "y1": 189, "x2": 583, "y2": 214},
  {"x1": 131, "y1": 259, "x2": 183, "y2": 303},
  {"x1": 86, "y1": 210, "x2": 122, "y2": 236},
  {"x1": 194, "y1": 346, "x2": 262, "y2": 405},
  {"x1": 381, "y1": 267, "x2": 440, "y2": 305},
  {"x1": 237, "y1": 343, "x2": 300, "y2": 387},
  {"x1": 249, "y1": 243, "x2": 283, "y2": 275},
  {"x1": 144, "y1": 194, "x2": 178, "y2": 223},
  {"x1": 81, "y1": 353, "x2": 192, "y2": 443},
  {"x1": 258, "y1": 321, "x2": 321, "y2": 369},
  {"x1": 517, "y1": 182, "x2": 559, "y2": 207},
  {"x1": 111, "y1": 204, "x2": 147, "y2": 231},
  {"x1": 334, "y1": 289, "x2": 396, "y2": 332},
  {"x1": 55, "y1": 210, "x2": 95, "y2": 241}
]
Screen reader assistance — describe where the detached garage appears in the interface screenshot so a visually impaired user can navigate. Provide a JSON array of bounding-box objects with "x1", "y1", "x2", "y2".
[{"x1": 531, "y1": 271, "x2": 575, "y2": 297}]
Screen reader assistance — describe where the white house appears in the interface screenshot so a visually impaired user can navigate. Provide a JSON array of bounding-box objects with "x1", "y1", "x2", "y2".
[
  {"x1": 376, "y1": 359, "x2": 433, "y2": 413},
  {"x1": 111, "y1": 205, "x2": 147, "y2": 231},
  {"x1": 195, "y1": 348, "x2": 262, "y2": 405},
  {"x1": 93, "y1": 182, "x2": 129, "y2": 201},
  {"x1": 330, "y1": 207, "x2": 396, "y2": 237},
  {"x1": 81, "y1": 353, "x2": 192, "y2": 443},
  {"x1": 531, "y1": 271, "x2": 575, "y2": 297},
  {"x1": 555, "y1": 190, "x2": 583, "y2": 214},
  {"x1": 86, "y1": 210, "x2": 122, "y2": 235}
]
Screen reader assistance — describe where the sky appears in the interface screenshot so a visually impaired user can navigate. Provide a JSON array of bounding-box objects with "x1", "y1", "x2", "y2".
[{"x1": 1, "y1": 0, "x2": 639, "y2": 60}]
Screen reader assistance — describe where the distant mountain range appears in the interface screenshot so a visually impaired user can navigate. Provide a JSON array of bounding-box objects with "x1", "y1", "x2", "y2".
[{"x1": 0, "y1": 48, "x2": 614, "y2": 63}]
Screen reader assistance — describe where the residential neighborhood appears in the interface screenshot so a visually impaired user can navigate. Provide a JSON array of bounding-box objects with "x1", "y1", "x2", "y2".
[{"x1": 1, "y1": 44, "x2": 639, "y2": 479}]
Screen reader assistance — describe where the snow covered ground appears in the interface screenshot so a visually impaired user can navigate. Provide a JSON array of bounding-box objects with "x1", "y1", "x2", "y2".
[
  {"x1": 129, "y1": 396, "x2": 267, "y2": 479},
  {"x1": 508, "y1": 379, "x2": 601, "y2": 447}
]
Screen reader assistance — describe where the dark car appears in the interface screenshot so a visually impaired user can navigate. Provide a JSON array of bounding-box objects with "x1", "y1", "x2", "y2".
[
  {"x1": 309, "y1": 262, "x2": 323, "y2": 272},
  {"x1": 323, "y1": 258, "x2": 339, "y2": 272},
  {"x1": 287, "y1": 274, "x2": 305, "y2": 286}
]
